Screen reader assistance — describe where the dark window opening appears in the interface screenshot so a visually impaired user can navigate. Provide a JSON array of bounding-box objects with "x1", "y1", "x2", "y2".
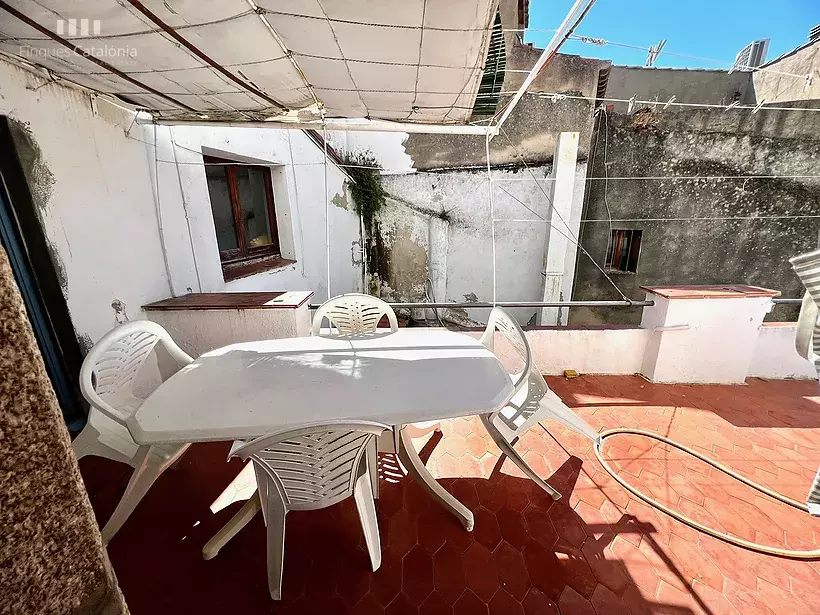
[
  {"x1": 606, "y1": 229, "x2": 642, "y2": 273},
  {"x1": 204, "y1": 155, "x2": 289, "y2": 280}
]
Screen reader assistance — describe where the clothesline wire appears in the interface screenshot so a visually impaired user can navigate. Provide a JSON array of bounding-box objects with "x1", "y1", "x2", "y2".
[
  {"x1": 122, "y1": 132, "x2": 820, "y2": 184},
  {"x1": 523, "y1": 90, "x2": 820, "y2": 113}
]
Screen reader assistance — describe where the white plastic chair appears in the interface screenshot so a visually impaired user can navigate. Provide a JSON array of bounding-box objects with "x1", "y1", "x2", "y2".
[
  {"x1": 480, "y1": 307, "x2": 600, "y2": 499},
  {"x1": 72, "y1": 320, "x2": 193, "y2": 542},
  {"x1": 790, "y1": 249, "x2": 820, "y2": 515},
  {"x1": 222, "y1": 422, "x2": 387, "y2": 600},
  {"x1": 311, "y1": 293, "x2": 398, "y2": 336},
  {"x1": 311, "y1": 293, "x2": 437, "y2": 478}
]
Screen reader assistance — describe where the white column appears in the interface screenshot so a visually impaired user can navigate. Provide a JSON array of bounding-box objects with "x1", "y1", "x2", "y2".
[
  {"x1": 426, "y1": 216, "x2": 449, "y2": 321},
  {"x1": 539, "y1": 132, "x2": 580, "y2": 325},
  {"x1": 640, "y1": 285, "x2": 779, "y2": 384}
]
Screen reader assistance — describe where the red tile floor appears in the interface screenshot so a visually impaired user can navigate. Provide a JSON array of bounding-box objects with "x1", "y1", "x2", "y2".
[{"x1": 79, "y1": 376, "x2": 820, "y2": 614}]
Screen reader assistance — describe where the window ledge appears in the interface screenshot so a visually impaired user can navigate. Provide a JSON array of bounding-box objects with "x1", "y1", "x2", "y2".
[{"x1": 222, "y1": 255, "x2": 296, "y2": 282}]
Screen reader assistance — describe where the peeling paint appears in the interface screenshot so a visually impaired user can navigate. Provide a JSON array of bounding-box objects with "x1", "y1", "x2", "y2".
[
  {"x1": 7, "y1": 117, "x2": 55, "y2": 213},
  {"x1": 111, "y1": 299, "x2": 129, "y2": 324},
  {"x1": 331, "y1": 190, "x2": 349, "y2": 211},
  {"x1": 46, "y1": 240, "x2": 68, "y2": 292},
  {"x1": 77, "y1": 333, "x2": 93, "y2": 355}
]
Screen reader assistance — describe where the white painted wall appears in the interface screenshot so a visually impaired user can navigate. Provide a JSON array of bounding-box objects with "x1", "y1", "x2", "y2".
[
  {"x1": 337, "y1": 130, "x2": 588, "y2": 326},
  {"x1": 641, "y1": 292, "x2": 780, "y2": 384},
  {"x1": 0, "y1": 58, "x2": 361, "y2": 347},
  {"x1": 155, "y1": 124, "x2": 362, "y2": 301},
  {"x1": 379, "y1": 165, "x2": 588, "y2": 325},
  {"x1": 464, "y1": 327, "x2": 650, "y2": 375},
  {"x1": 749, "y1": 323, "x2": 817, "y2": 380},
  {"x1": 0, "y1": 60, "x2": 171, "y2": 345},
  {"x1": 325, "y1": 124, "x2": 414, "y2": 173}
]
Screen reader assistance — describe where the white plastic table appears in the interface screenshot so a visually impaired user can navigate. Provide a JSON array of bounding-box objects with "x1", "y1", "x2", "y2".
[{"x1": 128, "y1": 329, "x2": 513, "y2": 533}]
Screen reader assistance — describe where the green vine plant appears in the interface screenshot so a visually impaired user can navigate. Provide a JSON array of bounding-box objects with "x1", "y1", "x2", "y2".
[{"x1": 343, "y1": 152, "x2": 386, "y2": 232}]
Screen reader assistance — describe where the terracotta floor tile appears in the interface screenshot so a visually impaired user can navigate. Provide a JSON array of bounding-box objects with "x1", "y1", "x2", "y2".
[
  {"x1": 403, "y1": 546, "x2": 434, "y2": 603},
  {"x1": 557, "y1": 586, "x2": 596, "y2": 615},
  {"x1": 419, "y1": 591, "x2": 452, "y2": 615},
  {"x1": 353, "y1": 593, "x2": 387, "y2": 615},
  {"x1": 590, "y1": 584, "x2": 630, "y2": 615},
  {"x1": 389, "y1": 509, "x2": 419, "y2": 556},
  {"x1": 522, "y1": 539, "x2": 564, "y2": 601},
  {"x1": 723, "y1": 579, "x2": 776, "y2": 615},
  {"x1": 610, "y1": 536, "x2": 660, "y2": 595},
  {"x1": 555, "y1": 543, "x2": 597, "y2": 599},
  {"x1": 433, "y1": 543, "x2": 466, "y2": 605},
  {"x1": 522, "y1": 588, "x2": 559, "y2": 615},
  {"x1": 581, "y1": 541, "x2": 631, "y2": 595},
  {"x1": 79, "y1": 377, "x2": 820, "y2": 614},
  {"x1": 385, "y1": 593, "x2": 417, "y2": 615},
  {"x1": 497, "y1": 506, "x2": 530, "y2": 550},
  {"x1": 548, "y1": 503, "x2": 587, "y2": 549},
  {"x1": 465, "y1": 434, "x2": 487, "y2": 459},
  {"x1": 488, "y1": 588, "x2": 524, "y2": 615},
  {"x1": 463, "y1": 542, "x2": 499, "y2": 602},
  {"x1": 493, "y1": 541, "x2": 531, "y2": 601},
  {"x1": 453, "y1": 590, "x2": 487, "y2": 615}
]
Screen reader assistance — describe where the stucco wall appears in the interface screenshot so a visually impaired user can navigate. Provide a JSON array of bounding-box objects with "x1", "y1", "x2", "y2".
[
  {"x1": 754, "y1": 39, "x2": 820, "y2": 103},
  {"x1": 376, "y1": 164, "x2": 590, "y2": 325},
  {"x1": 0, "y1": 59, "x2": 172, "y2": 346},
  {"x1": 0, "y1": 58, "x2": 361, "y2": 349},
  {"x1": 402, "y1": 52, "x2": 609, "y2": 170},
  {"x1": 605, "y1": 66, "x2": 755, "y2": 112},
  {"x1": 155, "y1": 125, "x2": 362, "y2": 301},
  {"x1": 571, "y1": 105, "x2": 820, "y2": 325}
]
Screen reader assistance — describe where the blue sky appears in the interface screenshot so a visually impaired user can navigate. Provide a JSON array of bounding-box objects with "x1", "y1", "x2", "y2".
[{"x1": 525, "y1": 0, "x2": 820, "y2": 69}]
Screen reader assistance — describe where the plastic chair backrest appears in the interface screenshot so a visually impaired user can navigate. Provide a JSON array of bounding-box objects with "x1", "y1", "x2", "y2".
[
  {"x1": 231, "y1": 422, "x2": 388, "y2": 511},
  {"x1": 311, "y1": 293, "x2": 398, "y2": 336},
  {"x1": 479, "y1": 306, "x2": 533, "y2": 395},
  {"x1": 79, "y1": 320, "x2": 193, "y2": 425},
  {"x1": 791, "y1": 249, "x2": 820, "y2": 368}
]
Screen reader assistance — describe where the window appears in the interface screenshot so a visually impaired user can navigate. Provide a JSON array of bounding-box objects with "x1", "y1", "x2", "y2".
[
  {"x1": 606, "y1": 229, "x2": 642, "y2": 273},
  {"x1": 204, "y1": 155, "x2": 290, "y2": 280}
]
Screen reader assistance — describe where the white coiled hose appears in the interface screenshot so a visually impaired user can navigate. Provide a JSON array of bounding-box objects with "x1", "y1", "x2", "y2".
[{"x1": 594, "y1": 428, "x2": 820, "y2": 559}]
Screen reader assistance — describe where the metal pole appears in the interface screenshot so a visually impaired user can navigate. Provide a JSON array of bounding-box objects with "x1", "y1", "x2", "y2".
[
  {"x1": 490, "y1": 0, "x2": 598, "y2": 137},
  {"x1": 308, "y1": 300, "x2": 654, "y2": 310},
  {"x1": 141, "y1": 118, "x2": 494, "y2": 135},
  {"x1": 772, "y1": 298, "x2": 803, "y2": 304}
]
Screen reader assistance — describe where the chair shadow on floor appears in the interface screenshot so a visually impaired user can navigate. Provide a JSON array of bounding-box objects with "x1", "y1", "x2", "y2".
[{"x1": 84, "y1": 429, "x2": 737, "y2": 614}]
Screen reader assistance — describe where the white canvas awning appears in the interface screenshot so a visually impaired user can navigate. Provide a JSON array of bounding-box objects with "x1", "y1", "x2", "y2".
[{"x1": 0, "y1": 0, "x2": 498, "y2": 124}]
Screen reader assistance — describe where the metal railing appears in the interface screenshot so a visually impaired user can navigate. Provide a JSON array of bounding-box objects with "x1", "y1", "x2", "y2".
[
  {"x1": 308, "y1": 298, "x2": 803, "y2": 310},
  {"x1": 309, "y1": 299, "x2": 654, "y2": 310}
]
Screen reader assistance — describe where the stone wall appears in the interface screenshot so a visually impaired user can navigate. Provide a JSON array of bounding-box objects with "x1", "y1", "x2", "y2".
[
  {"x1": 605, "y1": 66, "x2": 755, "y2": 113},
  {"x1": 0, "y1": 244, "x2": 127, "y2": 615},
  {"x1": 571, "y1": 103, "x2": 820, "y2": 325}
]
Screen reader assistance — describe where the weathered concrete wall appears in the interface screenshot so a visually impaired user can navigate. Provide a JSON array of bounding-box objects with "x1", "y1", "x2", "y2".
[
  {"x1": 605, "y1": 66, "x2": 755, "y2": 112},
  {"x1": 754, "y1": 39, "x2": 820, "y2": 103},
  {"x1": 571, "y1": 104, "x2": 820, "y2": 325},
  {"x1": 375, "y1": 164, "x2": 587, "y2": 325},
  {"x1": 0, "y1": 57, "x2": 361, "y2": 350},
  {"x1": 403, "y1": 52, "x2": 609, "y2": 169}
]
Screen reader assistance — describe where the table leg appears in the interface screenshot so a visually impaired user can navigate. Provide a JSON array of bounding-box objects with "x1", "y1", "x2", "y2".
[
  {"x1": 202, "y1": 492, "x2": 262, "y2": 560},
  {"x1": 395, "y1": 425, "x2": 474, "y2": 531}
]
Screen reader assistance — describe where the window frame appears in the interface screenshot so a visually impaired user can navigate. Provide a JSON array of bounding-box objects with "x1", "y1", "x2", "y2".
[
  {"x1": 204, "y1": 155, "x2": 289, "y2": 280},
  {"x1": 605, "y1": 228, "x2": 643, "y2": 274}
]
